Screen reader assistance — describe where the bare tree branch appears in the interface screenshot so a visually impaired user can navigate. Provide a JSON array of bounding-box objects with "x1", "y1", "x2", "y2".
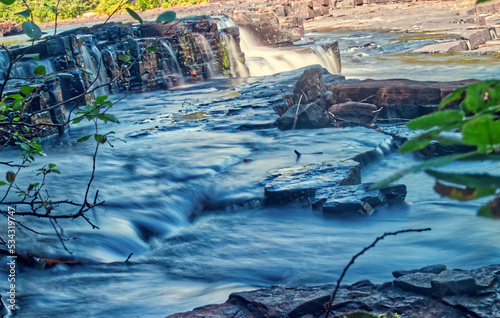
[{"x1": 323, "y1": 228, "x2": 432, "y2": 318}]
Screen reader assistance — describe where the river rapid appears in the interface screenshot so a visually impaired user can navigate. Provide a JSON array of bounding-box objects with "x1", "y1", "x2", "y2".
[{"x1": 1, "y1": 29, "x2": 500, "y2": 317}]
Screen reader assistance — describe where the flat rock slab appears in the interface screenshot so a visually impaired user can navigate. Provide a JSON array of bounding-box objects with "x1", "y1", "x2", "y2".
[
  {"x1": 313, "y1": 183, "x2": 406, "y2": 215},
  {"x1": 169, "y1": 264, "x2": 500, "y2": 318},
  {"x1": 264, "y1": 160, "x2": 361, "y2": 205}
]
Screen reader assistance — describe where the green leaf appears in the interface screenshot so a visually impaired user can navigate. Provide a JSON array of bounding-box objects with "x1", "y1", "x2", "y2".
[
  {"x1": 434, "y1": 182, "x2": 495, "y2": 201},
  {"x1": 156, "y1": 11, "x2": 176, "y2": 24},
  {"x1": 406, "y1": 110, "x2": 464, "y2": 130},
  {"x1": 118, "y1": 55, "x2": 131, "y2": 62},
  {"x1": 94, "y1": 95, "x2": 109, "y2": 105},
  {"x1": 0, "y1": 181, "x2": 6, "y2": 186},
  {"x1": 72, "y1": 117, "x2": 84, "y2": 124},
  {"x1": 0, "y1": 0, "x2": 15, "y2": 5},
  {"x1": 44, "y1": 4, "x2": 57, "y2": 12},
  {"x1": 20, "y1": 85, "x2": 35, "y2": 96},
  {"x1": 94, "y1": 134, "x2": 107, "y2": 144},
  {"x1": 6, "y1": 171, "x2": 15, "y2": 184},
  {"x1": 22, "y1": 21, "x2": 42, "y2": 40},
  {"x1": 460, "y1": 80, "x2": 500, "y2": 114},
  {"x1": 457, "y1": 153, "x2": 500, "y2": 161},
  {"x1": 477, "y1": 198, "x2": 500, "y2": 218},
  {"x1": 77, "y1": 135, "x2": 92, "y2": 143},
  {"x1": 97, "y1": 114, "x2": 120, "y2": 123},
  {"x1": 15, "y1": 9, "x2": 31, "y2": 18},
  {"x1": 462, "y1": 116, "x2": 500, "y2": 146},
  {"x1": 51, "y1": 169, "x2": 60, "y2": 174},
  {"x1": 126, "y1": 8, "x2": 144, "y2": 24},
  {"x1": 147, "y1": 46, "x2": 157, "y2": 53},
  {"x1": 439, "y1": 87, "x2": 466, "y2": 110},
  {"x1": 426, "y1": 170, "x2": 500, "y2": 189},
  {"x1": 476, "y1": 0, "x2": 493, "y2": 3},
  {"x1": 34, "y1": 65, "x2": 46, "y2": 76},
  {"x1": 399, "y1": 136, "x2": 432, "y2": 154},
  {"x1": 48, "y1": 163, "x2": 56, "y2": 169},
  {"x1": 18, "y1": 142, "x2": 31, "y2": 152}
]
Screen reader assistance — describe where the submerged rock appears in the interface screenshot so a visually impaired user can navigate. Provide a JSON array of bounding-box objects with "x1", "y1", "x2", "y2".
[{"x1": 169, "y1": 264, "x2": 500, "y2": 318}]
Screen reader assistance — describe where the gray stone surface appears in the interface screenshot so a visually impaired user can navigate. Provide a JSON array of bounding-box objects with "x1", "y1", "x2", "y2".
[
  {"x1": 431, "y1": 270, "x2": 479, "y2": 298},
  {"x1": 170, "y1": 264, "x2": 500, "y2": 318},
  {"x1": 264, "y1": 160, "x2": 361, "y2": 205},
  {"x1": 393, "y1": 272, "x2": 437, "y2": 296}
]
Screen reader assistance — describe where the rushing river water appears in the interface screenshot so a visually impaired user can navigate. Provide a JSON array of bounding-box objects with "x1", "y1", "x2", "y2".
[{"x1": 1, "y1": 29, "x2": 500, "y2": 317}]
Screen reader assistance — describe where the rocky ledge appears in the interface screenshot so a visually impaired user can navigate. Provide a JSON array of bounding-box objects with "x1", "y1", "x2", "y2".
[{"x1": 169, "y1": 264, "x2": 500, "y2": 317}]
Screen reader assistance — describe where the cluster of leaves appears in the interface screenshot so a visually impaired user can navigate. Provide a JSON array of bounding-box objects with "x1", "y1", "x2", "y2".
[
  {"x1": 0, "y1": 0, "x2": 206, "y2": 23},
  {"x1": 373, "y1": 80, "x2": 500, "y2": 219}
]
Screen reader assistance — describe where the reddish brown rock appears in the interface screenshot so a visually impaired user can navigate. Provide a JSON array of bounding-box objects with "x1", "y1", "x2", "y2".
[
  {"x1": 328, "y1": 101, "x2": 378, "y2": 125},
  {"x1": 232, "y1": 8, "x2": 304, "y2": 45},
  {"x1": 328, "y1": 79, "x2": 477, "y2": 121},
  {"x1": 0, "y1": 21, "x2": 22, "y2": 37}
]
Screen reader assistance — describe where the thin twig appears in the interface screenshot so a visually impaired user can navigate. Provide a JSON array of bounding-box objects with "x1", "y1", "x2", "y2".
[
  {"x1": 292, "y1": 94, "x2": 303, "y2": 130},
  {"x1": 323, "y1": 228, "x2": 432, "y2": 318},
  {"x1": 125, "y1": 253, "x2": 133, "y2": 262},
  {"x1": 49, "y1": 217, "x2": 73, "y2": 255},
  {"x1": 103, "y1": 0, "x2": 130, "y2": 25}
]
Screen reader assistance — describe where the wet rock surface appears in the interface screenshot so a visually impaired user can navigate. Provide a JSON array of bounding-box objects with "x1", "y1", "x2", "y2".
[
  {"x1": 264, "y1": 156, "x2": 406, "y2": 215},
  {"x1": 169, "y1": 264, "x2": 500, "y2": 318}
]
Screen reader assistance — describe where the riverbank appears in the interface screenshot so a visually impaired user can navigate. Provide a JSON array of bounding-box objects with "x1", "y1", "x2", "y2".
[{"x1": 32, "y1": 0, "x2": 500, "y2": 53}]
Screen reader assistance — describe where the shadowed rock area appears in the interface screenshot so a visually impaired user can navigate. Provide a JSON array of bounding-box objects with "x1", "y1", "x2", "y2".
[{"x1": 168, "y1": 264, "x2": 500, "y2": 317}]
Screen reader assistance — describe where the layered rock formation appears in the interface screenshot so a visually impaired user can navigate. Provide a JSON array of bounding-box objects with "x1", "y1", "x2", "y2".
[{"x1": 0, "y1": 18, "x2": 248, "y2": 143}]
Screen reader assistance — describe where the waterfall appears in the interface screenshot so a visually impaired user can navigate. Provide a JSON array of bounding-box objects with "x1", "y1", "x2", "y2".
[
  {"x1": 310, "y1": 45, "x2": 342, "y2": 75},
  {"x1": 3, "y1": 58, "x2": 56, "y2": 81},
  {"x1": 193, "y1": 33, "x2": 217, "y2": 78},
  {"x1": 239, "y1": 29, "x2": 341, "y2": 76},
  {"x1": 79, "y1": 45, "x2": 108, "y2": 97},
  {"x1": 221, "y1": 34, "x2": 250, "y2": 78},
  {"x1": 159, "y1": 39, "x2": 185, "y2": 86},
  {"x1": 0, "y1": 51, "x2": 9, "y2": 81},
  {"x1": 91, "y1": 45, "x2": 109, "y2": 92},
  {"x1": 211, "y1": 15, "x2": 236, "y2": 29}
]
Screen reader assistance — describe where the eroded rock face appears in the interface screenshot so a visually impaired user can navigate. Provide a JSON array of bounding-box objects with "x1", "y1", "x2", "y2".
[
  {"x1": 169, "y1": 264, "x2": 500, "y2": 318},
  {"x1": 277, "y1": 102, "x2": 332, "y2": 130},
  {"x1": 232, "y1": 8, "x2": 304, "y2": 46},
  {"x1": 293, "y1": 67, "x2": 331, "y2": 109}
]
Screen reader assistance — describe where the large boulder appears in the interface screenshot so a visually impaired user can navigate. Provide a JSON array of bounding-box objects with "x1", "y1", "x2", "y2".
[
  {"x1": 277, "y1": 102, "x2": 331, "y2": 130},
  {"x1": 292, "y1": 67, "x2": 332, "y2": 109}
]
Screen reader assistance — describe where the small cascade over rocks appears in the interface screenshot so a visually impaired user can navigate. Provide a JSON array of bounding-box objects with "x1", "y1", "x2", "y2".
[
  {"x1": 1, "y1": 15, "x2": 343, "y2": 142},
  {"x1": 239, "y1": 28, "x2": 340, "y2": 76}
]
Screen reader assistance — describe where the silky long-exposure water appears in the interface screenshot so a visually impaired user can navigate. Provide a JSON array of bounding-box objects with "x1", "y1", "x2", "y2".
[{"x1": 1, "y1": 28, "x2": 500, "y2": 317}]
